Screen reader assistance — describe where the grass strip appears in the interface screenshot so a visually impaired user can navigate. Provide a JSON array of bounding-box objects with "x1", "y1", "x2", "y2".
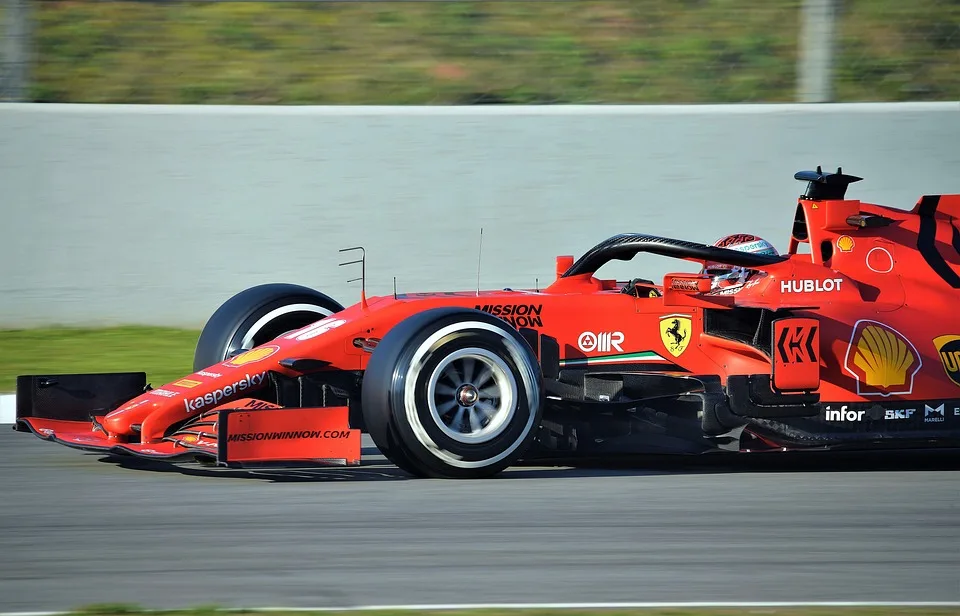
[
  {"x1": 0, "y1": 326, "x2": 201, "y2": 392},
  {"x1": 26, "y1": 0, "x2": 960, "y2": 105}
]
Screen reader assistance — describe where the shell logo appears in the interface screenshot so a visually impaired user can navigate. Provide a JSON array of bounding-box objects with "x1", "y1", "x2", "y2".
[
  {"x1": 223, "y1": 345, "x2": 281, "y2": 367},
  {"x1": 843, "y1": 320, "x2": 921, "y2": 397},
  {"x1": 836, "y1": 235, "x2": 855, "y2": 252}
]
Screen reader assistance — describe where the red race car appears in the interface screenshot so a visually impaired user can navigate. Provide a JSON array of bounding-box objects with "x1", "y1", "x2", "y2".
[{"x1": 14, "y1": 167, "x2": 960, "y2": 478}]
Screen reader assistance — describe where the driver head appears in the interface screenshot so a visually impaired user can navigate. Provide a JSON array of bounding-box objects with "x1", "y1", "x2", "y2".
[{"x1": 703, "y1": 234, "x2": 779, "y2": 289}]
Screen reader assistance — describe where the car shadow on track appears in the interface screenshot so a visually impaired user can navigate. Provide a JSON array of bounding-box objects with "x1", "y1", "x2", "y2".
[
  {"x1": 523, "y1": 449, "x2": 960, "y2": 474},
  {"x1": 94, "y1": 446, "x2": 413, "y2": 483},
  {"x1": 92, "y1": 445, "x2": 960, "y2": 483}
]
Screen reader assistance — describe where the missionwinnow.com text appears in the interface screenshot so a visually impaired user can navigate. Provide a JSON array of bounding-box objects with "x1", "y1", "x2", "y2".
[{"x1": 227, "y1": 430, "x2": 351, "y2": 442}]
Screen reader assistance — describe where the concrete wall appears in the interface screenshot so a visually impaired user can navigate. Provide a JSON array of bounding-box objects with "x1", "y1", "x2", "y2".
[{"x1": 1, "y1": 102, "x2": 957, "y2": 328}]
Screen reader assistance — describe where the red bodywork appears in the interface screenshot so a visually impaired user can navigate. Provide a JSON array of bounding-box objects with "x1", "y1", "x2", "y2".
[{"x1": 16, "y1": 186, "x2": 960, "y2": 465}]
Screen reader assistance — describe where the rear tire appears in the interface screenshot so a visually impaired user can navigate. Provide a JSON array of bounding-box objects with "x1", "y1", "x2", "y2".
[
  {"x1": 193, "y1": 283, "x2": 344, "y2": 371},
  {"x1": 361, "y1": 308, "x2": 543, "y2": 479}
]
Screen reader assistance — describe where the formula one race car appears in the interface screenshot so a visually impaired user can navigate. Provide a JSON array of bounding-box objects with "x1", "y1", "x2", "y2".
[{"x1": 14, "y1": 167, "x2": 960, "y2": 478}]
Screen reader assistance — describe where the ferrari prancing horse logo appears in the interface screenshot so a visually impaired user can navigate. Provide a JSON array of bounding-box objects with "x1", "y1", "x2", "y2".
[{"x1": 659, "y1": 314, "x2": 692, "y2": 357}]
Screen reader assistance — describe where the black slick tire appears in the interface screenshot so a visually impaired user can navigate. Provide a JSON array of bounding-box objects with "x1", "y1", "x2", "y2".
[
  {"x1": 361, "y1": 307, "x2": 543, "y2": 479},
  {"x1": 193, "y1": 283, "x2": 344, "y2": 371}
]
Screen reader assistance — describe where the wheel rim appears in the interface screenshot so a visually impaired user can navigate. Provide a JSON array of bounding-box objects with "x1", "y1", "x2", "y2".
[{"x1": 426, "y1": 347, "x2": 517, "y2": 444}]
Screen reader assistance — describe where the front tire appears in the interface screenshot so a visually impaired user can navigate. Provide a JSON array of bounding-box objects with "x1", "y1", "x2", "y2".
[
  {"x1": 193, "y1": 283, "x2": 344, "y2": 371},
  {"x1": 361, "y1": 308, "x2": 543, "y2": 479}
]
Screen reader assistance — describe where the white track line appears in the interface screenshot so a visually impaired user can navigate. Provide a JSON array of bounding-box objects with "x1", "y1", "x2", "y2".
[
  {"x1": 4, "y1": 602, "x2": 960, "y2": 615},
  {"x1": 0, "y1": 394, "x2": 15, "y2": 425}
]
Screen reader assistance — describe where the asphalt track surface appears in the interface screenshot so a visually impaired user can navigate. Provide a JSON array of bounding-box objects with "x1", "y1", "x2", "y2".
[{"x1": 1, "y1": 428, "x2": 959, "y2": 612}]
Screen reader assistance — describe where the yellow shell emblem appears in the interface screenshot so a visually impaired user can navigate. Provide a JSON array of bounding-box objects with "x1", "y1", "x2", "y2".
[
  {"x1": 224, "y1": 345, "x2": 280, "y2": 367},
  {"x1": 659, "y1": 315, "x2": 692, "y2": 358},
  {"x1": 836, "y1": 235, "x2": 855, "y2": 252},
  {"x1": 844, "y1": 321, "x2": 920, "y2": 396}
]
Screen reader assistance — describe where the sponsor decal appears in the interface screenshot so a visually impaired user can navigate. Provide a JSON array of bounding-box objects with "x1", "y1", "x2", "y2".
[
  {"x1": 843, "y1": 320, "x2": 921, "y2": 397},
  {"x1": 283, "y1": 317, "x2": 348, "y2": 341},
  {"x1": 559, "y1": 350, "x2": 670, "y2": 368},
  {"x1": 240, "y1": 399, "x2": 277, "y2": 410},
  {"x1": 578, "y1": 331, "x2": 624, "y2": 353},
  {"x1": 67, "y1": 435, "x2": 108, "y2": 445},
  {"x1": 715, "y1": 233, "x2": 760, "y2": 248},
  {"x1": 197, "y1": 370, "x2": 222, "y2": 378},
  {"x1": 150, "y1": 389, "x2": 178, "y2": 398},
  {"x1": 924, "y1": 403, "x2": 946, "y2": 423},
  {"x1": 780, "y1": 278, "x2": 844, "y2": 293},
  {"x1": 707, "y1": 277, "x2": 763, "y2": 296},
  {"x1": 836, "y1": 235, "x2": 855, "y2": 253},
  {"x1": 172, "y1": 378, "x2": 202, "y2": 389},
  {"x1": 659, "y1": 315, "x2": 691, "y2": 357},
  {"x1": 885, "y1": 408, "x2": 916, "y2": 420},
  {"x1": 820, "y1": 402, "x2": 956, "y2": 422},
  {"x1": 776, "y1": 323, "x2": 818, "y2": 364},
  {"x1": 118, "y1": 399, "x2": 151, "y2": 412},
  {"x1": 223, "y1": 345, "x2": 280, "y2": 367},
  {"x1": 670, "y1": 278, "x2": 702, "y2": 292},
  {"x1": 176, "y1": 434, "x2": 217, "y2": 448},
  {"x1": 183, "y1": 372, "x2": 268, "y2": 413},
  {"x1": 933, "y1": 335, "x2": 960, "y2": 387},
  {"x1": 475, "y1": 304, "x2": 543, "y2": 328},
  {"x1": 824, "y1": 405, "x2": 865, "y2": 422},
  {"x1": 227, "y1": 429, "x2": 351, "y2": 442},
  {"x1": 731, "y1": 239, "x2": 773, "y2": 253}
]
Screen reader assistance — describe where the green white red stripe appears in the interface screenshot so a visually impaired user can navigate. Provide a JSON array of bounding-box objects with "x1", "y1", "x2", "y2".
[{"x1": 559, "y1": 350, "x2": 669, "y2": 367}]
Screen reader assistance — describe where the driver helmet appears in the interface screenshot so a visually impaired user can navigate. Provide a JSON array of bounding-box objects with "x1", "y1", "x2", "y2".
[{"x1": 703, "y1": 234, "x2": 779, "y2": 289}]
